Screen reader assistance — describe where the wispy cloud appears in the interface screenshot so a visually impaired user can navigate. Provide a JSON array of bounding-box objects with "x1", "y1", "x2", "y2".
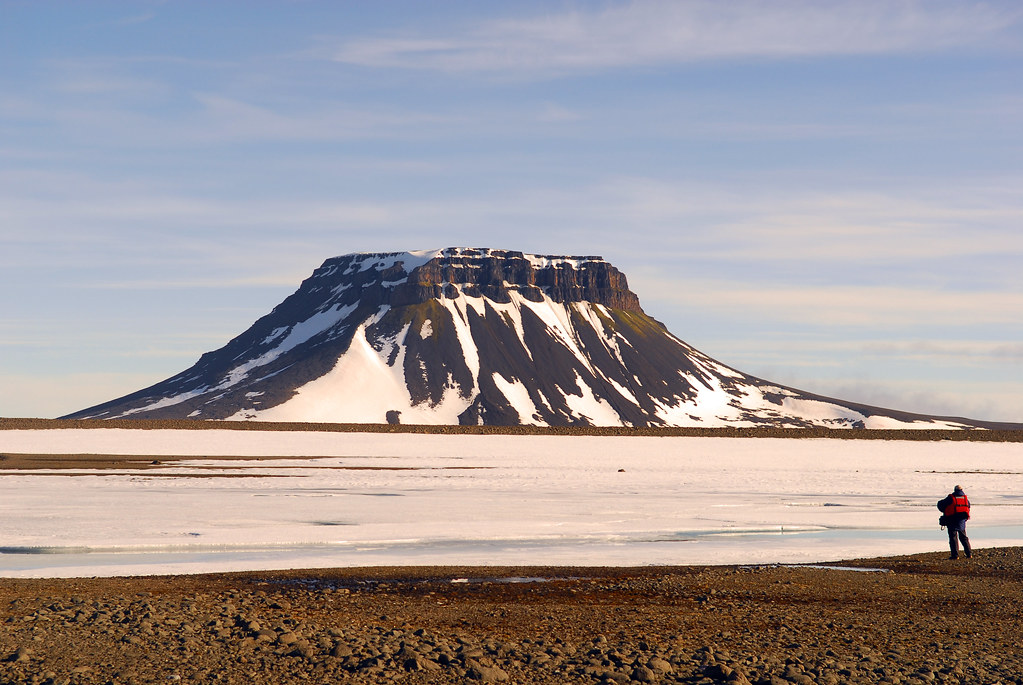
[
  {"x1": 45, "y1": 59, "x2": 171, "y2": 96},
  {"x1": 537, "y1": 102, "x2": 583, "y2": 123},
  {"x1": 4, "y1": 171, "x2": 1021, "y2": 284},
  {"x1": 80, "y1": 275, "x2": 308, "y2": 291},
  {"x1": 862, "y1": 340, "x2": 1023, "y2": 364},
  {"x1": 4, "y1": 87, "x2": 464, "y2": 146},
  {"x1": 331, "y1": 0, "x2": 1023, "y2": 74},
  {"x1": 188, "y1": 93, "x2": 459, "y2": 143},
  {"x1": 638, "y1": 277, "x2": 1023, "y2": 328},
  {"x1": 0, "y1": 317, "x2": 223, "y2": 352},
  {"x1": 713, "y1": 337, "x2": 1023, "y2": 367},
  {"x1": 112, "y1": 12, "x2": 156, "y2": 28},
  {"x1": 531, "y1": 177, "x2": 1023, "y2": 267},
  {"x1": 83, "y1": 10, "x2": 157, "y2": 30}
]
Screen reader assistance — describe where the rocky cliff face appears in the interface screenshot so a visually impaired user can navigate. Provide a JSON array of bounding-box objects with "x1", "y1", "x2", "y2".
[
  {"x1": 66, "y1": 248, "x2": 998, "y2": 429},
  {"x1": 388, "y1": 248, "x2": 641, "y2": 311}
]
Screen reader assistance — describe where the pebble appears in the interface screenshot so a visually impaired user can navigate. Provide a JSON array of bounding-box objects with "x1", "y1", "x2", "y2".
[{"x1": 1, "y1": 550, "x2": 1021, "y2": 684}]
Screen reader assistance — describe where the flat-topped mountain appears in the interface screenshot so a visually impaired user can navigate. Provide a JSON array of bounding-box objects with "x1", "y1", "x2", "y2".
[{"x1": 66, "y1": 248, "x2": 1015, "y2": 429}]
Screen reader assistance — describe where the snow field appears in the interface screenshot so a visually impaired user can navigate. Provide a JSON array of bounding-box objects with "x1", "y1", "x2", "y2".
[{"x1": 1, "y1": 429, "x2": 1021, "y2": 577}]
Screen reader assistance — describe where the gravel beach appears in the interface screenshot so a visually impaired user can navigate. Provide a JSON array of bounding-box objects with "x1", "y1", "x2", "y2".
[{"x1": 2, "y1": 548, "x2": 1021, "y2": 685}]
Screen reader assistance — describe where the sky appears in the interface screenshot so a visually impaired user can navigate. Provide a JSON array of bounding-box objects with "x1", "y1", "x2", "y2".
[{"x1": 1, "y1": 0, "x2": 1021, "y2": 423}]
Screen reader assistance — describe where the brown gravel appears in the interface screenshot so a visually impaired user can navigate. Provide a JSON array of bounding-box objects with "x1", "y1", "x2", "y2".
[
  {"x1": 2, "y1": 548, "x2": 1022, "y2": 685},
  {"x1": 3, "y1": 417, "x2": 1022, "y2": 441}
]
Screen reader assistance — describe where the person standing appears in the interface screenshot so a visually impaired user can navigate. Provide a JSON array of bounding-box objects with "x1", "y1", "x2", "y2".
[{"x1": 937, "y1": 485, "x2": 971, "y2": 560}]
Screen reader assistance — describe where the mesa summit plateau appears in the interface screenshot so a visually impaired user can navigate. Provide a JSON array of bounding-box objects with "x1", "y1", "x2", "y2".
[{"x1": 66, "y1": 248, "x2": 1014, "y2": 429}]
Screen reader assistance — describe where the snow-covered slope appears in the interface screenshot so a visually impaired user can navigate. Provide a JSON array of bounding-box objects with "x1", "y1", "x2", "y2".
[{"x1": 66, "y1": 248, "x2": 997, "y2": 429}]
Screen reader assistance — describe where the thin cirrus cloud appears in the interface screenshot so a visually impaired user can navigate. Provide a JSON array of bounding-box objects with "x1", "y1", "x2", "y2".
[
  {"x1": 331, "y1": 0, "x2": 1023, "y2": 73},
  {"x1": 477, "y1": 177, "x2": 1023, "y2": 266},
  {"x1": 860, "y1": 340, "x2": 1023, "y2": 364},
  {"x1": 634, "y1": 277, "x2": 1023, "y2": 329},
  {"x1": 79, "y1": 274, "x2": 310, "y2": 291},
  {"x1": 5, "y1": 173, "x2": 1019, "y2": 279},
  {"x1": 188, "y1": 94, "x2": 460, "y2": 143},
  {"x1": 702, "y1": 338, "x2": 1023, "y2": 367},
  {"x1": 12, "y1": 91, "x2": 464, "y2": 146}
]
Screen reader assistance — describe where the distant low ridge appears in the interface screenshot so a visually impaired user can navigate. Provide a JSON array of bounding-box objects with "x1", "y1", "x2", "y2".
[{"x1": 66, "y1": 248, "x2": 1020, "y2": 429}]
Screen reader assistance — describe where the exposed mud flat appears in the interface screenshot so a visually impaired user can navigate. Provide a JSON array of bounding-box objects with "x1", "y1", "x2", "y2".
[
  {"x1": 0, "y1": 453, "x2": 493, "y2": 475},
  {"x1": 2, "y1": 549, "x2": 1022, "y2": 684}
]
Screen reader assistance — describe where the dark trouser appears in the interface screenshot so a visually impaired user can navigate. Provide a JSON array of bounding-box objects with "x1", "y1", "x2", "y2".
[{"x1": 947, "y1": 518, "x2": 971, "y2": 559}]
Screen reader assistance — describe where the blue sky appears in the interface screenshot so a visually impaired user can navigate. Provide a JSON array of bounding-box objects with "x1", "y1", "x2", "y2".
[{"x1": 2, "y1": 0, "x2": 1021, "y2": 422}]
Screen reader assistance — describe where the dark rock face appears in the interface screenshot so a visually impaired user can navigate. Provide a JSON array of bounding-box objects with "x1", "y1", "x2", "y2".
[
  {"x1": 390, "y1": 249, "x2": 641, "y2": 311},
  {"x1": 64, "y1": 248, "x2": 1005, "y2": 429}
]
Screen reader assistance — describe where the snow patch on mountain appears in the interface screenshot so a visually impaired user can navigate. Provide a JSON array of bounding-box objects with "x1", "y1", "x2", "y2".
[
  {"x1": 247, "y1": 322, "x2": 420, "y2": 423},
  {"x1": 116, "y1": 388, "x2": 209, "y2": 417},
  {"x1": 563, "y1": 370, "x2": 623, "y2": 425},
  {"x1": 342, "y1": 249, "x2": 442, "y2": 278},
  {"x1": 492, "y1": 372, "x2": 535, "y2": 423}
]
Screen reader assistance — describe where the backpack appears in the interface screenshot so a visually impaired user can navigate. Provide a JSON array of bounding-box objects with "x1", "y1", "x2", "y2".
[{"x1": 940, "y1": 493, "x2": 970, "y2": 528}]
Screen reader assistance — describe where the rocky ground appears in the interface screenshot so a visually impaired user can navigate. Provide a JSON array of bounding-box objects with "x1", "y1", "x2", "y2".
[
  {"x1": 2, "y1": 548, "x2": 1022, "y2": 685},
  {"x1": 3, "y1": 417, "x2": 1021, "y2": 441}
]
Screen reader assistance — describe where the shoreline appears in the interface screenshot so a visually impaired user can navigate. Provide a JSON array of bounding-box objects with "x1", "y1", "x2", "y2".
[
  {"x1": 2, "y1": 548, "x2": 1021, "y2": 684},
  {"x1": 0, "y1": 548, "x2": 975, "y2": 584}
]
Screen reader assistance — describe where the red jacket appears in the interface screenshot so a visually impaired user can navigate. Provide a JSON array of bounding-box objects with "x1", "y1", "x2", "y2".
[{"x1": 939, "y1": 492, "x2": 970, "y2": 520}]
